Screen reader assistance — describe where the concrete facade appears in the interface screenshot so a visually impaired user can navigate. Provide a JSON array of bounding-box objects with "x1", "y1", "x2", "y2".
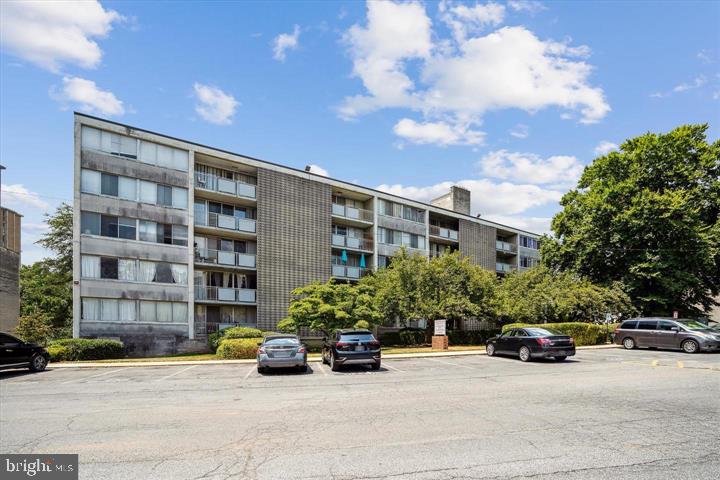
[
  {"x1": 0, "y1": 207, "x2": 21, "y2": 333},
  {"x1": 72, "y1": 114, "x2": 541, "y2": 354}
]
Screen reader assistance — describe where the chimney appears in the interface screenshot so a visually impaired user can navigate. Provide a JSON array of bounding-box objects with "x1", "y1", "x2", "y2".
[
  {"x1": 304, "y1": 165, "x2": 311, "y2": 172},
  {"x1": 431, "y1": 185, "x2": 471, "y2": 215}
]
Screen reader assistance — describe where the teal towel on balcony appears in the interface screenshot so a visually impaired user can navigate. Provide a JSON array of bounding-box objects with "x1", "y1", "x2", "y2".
[
  {"x1": 360, "y1": 254, "x2": 366, "y2": 268},
  {"x1": 341, "y1": 250, "x2": 348, "y2": 263}
]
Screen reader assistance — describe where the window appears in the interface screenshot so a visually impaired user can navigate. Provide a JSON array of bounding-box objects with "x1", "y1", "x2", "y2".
[
  {"x1": 139, "y1": 301, "x2": 155, "y2": 322},
  {"x1": 138, "y1": 221, "x2": 157, "y2": 242},
  {"x1": 101, "y1": 173, "x2": 119, "y2": 196},
  {"x1": 172, "y1": 187, "x2": 187, "y2": 209},
  {"x1": 118, "y1": 177, "x2": 136, "y2": 200},
  {"x1": 155, "y1": 263, "x2": 174, "y2": 283},
  {"x1": 139, "y1": 181, "x2": 157, "y2": 204},
  {"x1": 156, "y1": 302, "x2": 172, "y2": 322},
  {"x1": 138, "y1": 140, "x2": 188, "y2": 172},
  {"x1": 81, "y1": 298, "x2": 100, "y2": 320},
  {"x1": 81, "y1": 255, "x2": 100, "y2": 278},
  {"x1": 137, "y1": 301, "x2": 186, "y2": 323},
  {"x1": 172, "y1": 225, "x2": 188, "y2": 246},
  {"x1": 81, "y1": 127, "x2": 137, "y2": 159},
  {"x1": 101, "y1": 215, "x2": 118, "y2": 237},
  {"x1": 620, "y1": 321, "x2": 637, "y2": 330},
  {"x1": 81, "y1": 212, "x2": 101, "y2": 235},
  {"x1": 657, "y1": 321, "x2": 677, "y2": 331},
  {"x1": 119, "y1": 300, "x2": 136, "y2": 322},
  {"x1": 173, "y1": 303, "x2": 188, "y2": 323},
  {"x1": 118, "y1": 259, "x2": 136, "y2": 281},
  {"x1": 520, "y1": 236, "x2": 540, "y2": 250},
  {"x1": 101, "y1": 299, "x2": 119, "y2": 321},
  {"x1": 81, "y1": 169, "x2": 101, "y2": 194},
  {"x1": 637, "y1": 320, "x2": 657, "y2": 330},
  {"x1": 118, "y1": 217, "x2": 136, "y2": 240},
  {"x1": 100, "y1": 257, "x2": 118, "y2": 279},
  {"x1": 157, "y1": 223, "x2": 173, "y2": 244},
  {"x1": 157, "y1": 185, "x2": 173, "y2": 206}
]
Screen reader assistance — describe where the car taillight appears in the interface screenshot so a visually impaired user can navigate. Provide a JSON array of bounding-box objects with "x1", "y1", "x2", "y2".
[
  {"x1": 335, "y1": 342, "x2": 350, "y2": 348},
  {"x1": 297, "y1": 346, "x2": 306, "y2": 353},
  {"x1": 369, "y1": 341, "x2": 380, "y2": 348},
  {"x1": 258, "y1": 347, "x2": 266, "y2": 354},
  {"x1": 537, "y1": 338, "x2": 552, "y2": 345}
]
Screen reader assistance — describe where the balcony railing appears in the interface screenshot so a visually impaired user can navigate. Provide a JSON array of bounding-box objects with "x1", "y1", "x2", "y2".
[
  {"x1": 331, "y1": 265, "x2": 372, "y2": 279},
  {"x1": 195, "y1": 286, "x2": 256, "y2": 303},
  {"x1": 331, "y1": 234, "x2": 373, "y2": 251},
  {"x1": 495, "y1": 240, "x2": 517, "y2": 253},
  {"x1": 496, "y1": 262, "x2": 517, "y2": 273},
  {"x1": 196, "y1": 212, "x2": 256, "y2": 234},
  {"x1": 194, "y1": 248, "x2": 256, "y2": 268},
  {"x1": 332, "y1": 204, "x2": 373, "y2": 223},
  {"x1": 194, "y1": 172, "x2": 256, "y2": 199},
  {"x1": 429, "y1": 225, "x2": 459, "y2": 241}
]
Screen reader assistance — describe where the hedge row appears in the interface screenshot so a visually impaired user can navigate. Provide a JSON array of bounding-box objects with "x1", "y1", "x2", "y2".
[
  {"x1": 48, "y1": 338, "x2": 125, "y2": 361},
  {"x1": 216, "y1": 338, "x2": 263, "y2": 359},
  {"x1": 208, "y1": 327, "x2": 279, "y2": 352},
  {"x1": 501, "y1": 322, "x2": 618, "y2": 346}
]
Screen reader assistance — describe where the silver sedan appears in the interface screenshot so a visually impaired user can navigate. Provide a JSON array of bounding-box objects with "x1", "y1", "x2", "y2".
[{"x1": 257, "y1": 335, "x2": 307, "y2": 373}]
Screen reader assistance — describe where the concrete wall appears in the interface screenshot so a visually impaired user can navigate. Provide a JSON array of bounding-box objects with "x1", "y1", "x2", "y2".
[
  {"x1": 256, "y1": 168, "x2": 332, "y2": 330},
  {"x1": 0, "y1": 248, "x2": 20, "y2": 333},
  {"x1": 458, "y1": 219, "x2": 496, "y2": 271}
]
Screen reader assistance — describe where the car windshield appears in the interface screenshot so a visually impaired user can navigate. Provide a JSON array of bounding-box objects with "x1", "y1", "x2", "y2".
[
  {"x1": 524, "y1": 328, "x2": 564, "y2": 336},
  {"x1": 340, "y1": 333, "x2": 375, "y2": 342},
  {"x1": 264, "y1": 338, "x2": 299, "y2": 346},
  {"x1": 677, "y1": 320, "x2": 711, "y2": 331}
]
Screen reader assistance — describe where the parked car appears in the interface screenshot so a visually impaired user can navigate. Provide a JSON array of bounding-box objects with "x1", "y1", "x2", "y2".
[
  {"x1": 0, "y1": 333, "x2": 50, "y2": 372},
  {"x1": 322, "y1": 329, "x2": 381, "y2": 371},
  {"x1": 614, "y1": 318, "x2": 720, "y2": 353},
  {"x1": 486, "y1": 327, "x2": 575, "y2": 362},
  {"x1": 257, "y1": 335, "x2": 307, "y2": 373}
]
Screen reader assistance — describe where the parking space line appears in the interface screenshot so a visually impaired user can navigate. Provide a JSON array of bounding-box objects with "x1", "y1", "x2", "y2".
[
  {"x1": 383, "y1": 362, "x2": 405, "y2": 373},
  {"x1": 651, "y1": 359, "x2": 659, "y2": 367},
  {"x1": 61, "y1": 368, "x2": 128, "y2": 384},
  {"x1": 677, "y1": 361, "x2": 684, "y2": 369},
  {"x1": 425, "y1": 358, "x2": 476, "y2": 369},
  {"x1": 156, "y1": 365, "x2": 198, "y2": 381},
  {"x1": 242, "y1": 365, "x2": 255, "y2": 380},
  {"x1": 315, "y1": 362, "x2": 328, "y2": 376}
]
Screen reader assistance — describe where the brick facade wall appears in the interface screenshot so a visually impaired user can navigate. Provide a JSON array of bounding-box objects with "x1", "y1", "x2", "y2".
[
  {"x1": 256, "y1": 168, "x2": 332, "y2": 330},
  {"x1": 458, "y1": 219, "x2": 496, "y2": 272}
]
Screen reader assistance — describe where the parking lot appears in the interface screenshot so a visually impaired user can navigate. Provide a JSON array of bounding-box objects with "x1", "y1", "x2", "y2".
[{"x1": 1, "y1": 347, "x2": 719, "y2": 479}]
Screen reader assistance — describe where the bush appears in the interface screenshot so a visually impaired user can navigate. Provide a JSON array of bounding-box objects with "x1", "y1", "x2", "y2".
[
  {"x1": 448, "y1": 329, "x2": 501, "y2": 346},
  {"x1": 48, "y1": 338, "x2": 125, "y2": 361},
  {"x1": 501, "y1": 322, "x2": 613, "y2": 346},
  {"x1": 216, "y1": 338, "x2": 263, "y2": 359},
  {"x1": 354, "y1": 320, "x2": 370, "y2": 330},
  {"x1": 208, "y1": 327, "x2": 272, "y2": 352},
  {"x1": 399, "y1": 329, "x2": 426, "y2": 346},
  {"x1": 15, "y1": 311, "x2": 54, "y2": 346}
]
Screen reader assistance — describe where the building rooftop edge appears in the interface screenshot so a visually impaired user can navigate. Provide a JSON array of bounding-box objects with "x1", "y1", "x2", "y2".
[{"x1": 73, "y1": 112, "x2": 542, "y2": 238}]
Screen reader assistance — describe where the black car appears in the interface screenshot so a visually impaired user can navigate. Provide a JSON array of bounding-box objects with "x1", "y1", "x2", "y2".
[
  {"x1": 0, "y1": 333, "x2": 50, "y2": 372},
  {"x1": 321, "y1": 329, "x2": 381, "y2": 371},
  {"x1": 486, "y1": 327, "x2": 575, "y2": 362}
]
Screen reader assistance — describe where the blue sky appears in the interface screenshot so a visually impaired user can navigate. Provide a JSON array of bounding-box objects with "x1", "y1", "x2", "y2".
[{"x1": 1, "y1": 0, "x2": 718, "y2": 264}]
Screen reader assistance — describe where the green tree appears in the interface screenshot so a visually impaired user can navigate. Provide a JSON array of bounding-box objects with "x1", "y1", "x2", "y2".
[
  {"x1": 36, "y1": 203, "x2": 73, "y2": 274},
  {"x1": 279, "y1": 279, "x2": 381, "y2": 334},
  {"x1": 15, "y1": 309, "x2": 54, "y2": 345},
  {"x1": 542, "y1": 124, "x2": 720, "y2": 316}
]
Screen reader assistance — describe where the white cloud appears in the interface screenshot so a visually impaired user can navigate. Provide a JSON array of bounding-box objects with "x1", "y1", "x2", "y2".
[
  {"x1": 593, "y1": 141, "x2": 618, "y2": 156},
  {"x1": 307, "y1": 164, "x2": 329, "y2": 176},
  {"x1": 193, "y1": 83, "x2": 239, "y2": 125},
  {"x1": 339, "y1": 2, "x2": 609, "y2": 139},
  {"x1": 673, "y1": 75, "x2": 707, "y2": 92},
  {"x1": 509, "y1": 123, "x2": 529, "y2": 139},
  {"x1": 21, "y1": 222, "x2": 50, "y2": 235},
  {"x1": 478, "y1": 149, "x2": 583, "y2": 187},
  {"x1": 507, "y1": 1, "x2": 547, "y2": 14},
  {"x1": 0, "y1": 0, "x2": 122, "y2": 72},
  {"x1": 697, "y1": 50, "x2": 714, "y2": 64},
  {"x1": 1, "y1": 184, "x2": 50, "y2": 211},
  {"x1": 273, "y1": 25, "x2": 301, "y2": 62},
  {"x1": 483, "y1": 214, "x2": 552, "y2": 234},
  {"x1": 393, "y1": 118, "x2": 485, "y2": 146},
  {"x1": 376, "y1": 178, "x2": 562, "y2": 217},
  {"x1": 439, "y1": 1, "x2": 505, "y2": 43},
  {"x1": 50, "y1": 76, "x2": 125, "y2": 115}
]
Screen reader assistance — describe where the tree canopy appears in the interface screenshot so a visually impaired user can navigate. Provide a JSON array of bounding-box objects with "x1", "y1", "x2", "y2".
[{"x1": 542, "y1": 124, "x2": 720, "y2": 316}]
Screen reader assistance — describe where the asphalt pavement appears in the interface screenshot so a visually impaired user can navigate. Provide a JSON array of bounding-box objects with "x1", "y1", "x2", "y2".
[{"x1": 1, "y1": 347, "x2": 718, "y2": 479}]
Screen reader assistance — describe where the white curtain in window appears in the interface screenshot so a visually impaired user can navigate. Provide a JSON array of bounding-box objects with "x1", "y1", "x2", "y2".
[
  {"x1": 172, "y1": 303, "x2": 188, "y2": 323},
  {"x1": 156, "y1": 302, "x2": 172, "y2": 322},
  {"x1": 139, "y1": 141, "x2": 156, "y2": 164},
  {"x1": 118, "y1": 177, "x2": 137, "y2": 200},
  {"x1": 119, "y1": 300, "x2": 136, "y2": 322},
  {"x1": 101, "y1": 299, "x2": 119, "y2": 321},
  {"x1": 139, "y1": 301, "x2": 155, "y2": 322},
  {"x1": 172, "y1": 187, "x2": 188, "y2": 209},
  {"x1": 120, "y1": 136, "x2": 137, "y2": 157},
  {"x1": 81, "y1": 255, "x2": 100, "y2": 278},
  {"x1": 118, "y1": 259, "x2": 136, "y2": 281},
  {"x1": 80, "y1": 169, "x2": 101, "y2": 194},
  {"x1": 81, "y1": 298, "x2": 100, "y2": 320},
  {"x1": 157, "y1": 145, "x2": 173, "y2": 168},
  {"x1": 172, "y1": 149, "x2": 189, "y2": 172},
  {"x1": 138, "y1": 261, "x2": 156, "y2": 282},
  {"x1": 100, "y1": 131, "x2": 115, "y2": 153},
  {"x1": 171, "y1": 264, "x2": 187, "y2": 285},
  {"x1": 139, "y1": 181, "x2": 157, "y2": 204},
  {"x1": 81, "y1": 126, "x2": 101, "y2": 150}
]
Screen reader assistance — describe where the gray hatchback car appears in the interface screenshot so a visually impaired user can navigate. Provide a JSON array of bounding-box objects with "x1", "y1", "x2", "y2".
[
  {"x1": 257, "y1": 335, "x2": 307, "y2": 373},
  {"x1": 614, "y1": 318, "x2": 720, "y2": 353}
]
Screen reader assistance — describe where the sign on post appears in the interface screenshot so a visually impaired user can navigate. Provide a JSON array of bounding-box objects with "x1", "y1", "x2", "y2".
[
  {"x1": 673, "y1": 310, "x2": 679, "y2": 319},
  {"x1": 434, "y1": 319, "x2": 447, "y2": 336}
]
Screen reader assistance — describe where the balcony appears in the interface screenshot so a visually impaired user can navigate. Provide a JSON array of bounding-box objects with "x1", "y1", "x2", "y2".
[
  {"x1": 332, "y1": 203, "x2": 373, "y2": 223},
  {"x1": 331, "y1": 234, "x2": 373, "y2": 251},
  {"x1": 194, "y1": 172, "x2": 256, "y2": 199},
  {"x1": 496, "y1": 240, "x2": 517, "y2": 254},
  {"x1": 195, "y1": 286, "x2": 256, "y2": 303},
  {"x1": 331, "y1": 265, "x2": 371, "y2": 280},
  {"x1": 194, "y1": 248, "x2": 256, "y2": 269},
  {"x1": 429, "y1": 225, "x2": 459, "y2": 241},
  {"x1": 196, "y1": 212, "x2": 256, "y2": 234},
  {"x1": 496, "y1": 262, "x2": 517, "y2": 273}
]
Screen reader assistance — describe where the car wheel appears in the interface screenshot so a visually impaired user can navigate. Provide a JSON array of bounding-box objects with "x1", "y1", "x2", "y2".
[
  {"x1": 329, "y1": 353, "x2": 340, "y2": 372},
  {"x1": 554, "y1": 356, "x2": 567, "y2": 361},
  {"x1": 486, "y1": 344, "x2": 495, "y2": 357},
  {"x1": 371, "y1": 361, "x2": 381, "y2": 370},
  {"x1": 622, "y1": 337, "x2": 636, "y2": 350},
  {"x1": 257, "y1": 365, "x2": 265, "y2": 374},
  {"x1": 29, "y1": 354, "x2": 47, "y2": 372},
  {"x1": 298, "y1": 365, "x2": 308, "y2": 373},
  {"x1": 681, "y1": 339, "x2": 699, "y2": 354},
  {"x1": 518, "y1": 346, "x2": 531, "y2": 362}
]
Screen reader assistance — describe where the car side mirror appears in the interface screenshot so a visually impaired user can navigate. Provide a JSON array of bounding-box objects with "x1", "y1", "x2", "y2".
[{"x1": 670, "y1": 327, "x2": 680, "y2": 332}]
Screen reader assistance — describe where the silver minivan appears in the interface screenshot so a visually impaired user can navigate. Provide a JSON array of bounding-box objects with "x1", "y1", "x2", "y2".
[{"x1": 614, "y1": 318, "x2": 720, "y2": 353}]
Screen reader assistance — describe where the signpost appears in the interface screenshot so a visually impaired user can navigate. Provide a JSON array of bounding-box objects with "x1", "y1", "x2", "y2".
[
  {"x1": 432, "y1": 319, "x2": 448, "y2": 350},
  {"x1": 673, "y1": 310, "x2": 679, "y2": 319}
]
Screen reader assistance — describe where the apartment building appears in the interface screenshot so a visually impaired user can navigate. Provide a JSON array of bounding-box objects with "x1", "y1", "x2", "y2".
[
  {"x1": 1, "y1": 207, "x2": 22, "y2": 333},
  {"x1": 73, "y1": 113, "x2": 542, "y2": 355}
]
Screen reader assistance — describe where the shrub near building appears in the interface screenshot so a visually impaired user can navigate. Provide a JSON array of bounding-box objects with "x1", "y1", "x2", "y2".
[
  {"x1": 47, "y1": 338, "x2": 125, "y2": 361},
  {"x1": 216, "y1": 338, "x2": 263, "y2": 359}
]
